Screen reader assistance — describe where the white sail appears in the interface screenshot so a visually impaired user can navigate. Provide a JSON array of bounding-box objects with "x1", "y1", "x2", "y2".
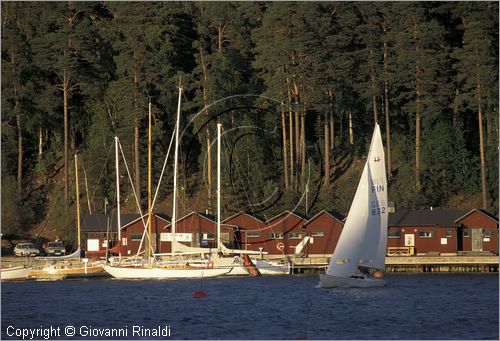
[{"x1": 324, "y1": 124, "x2": 388, "y2": 283}]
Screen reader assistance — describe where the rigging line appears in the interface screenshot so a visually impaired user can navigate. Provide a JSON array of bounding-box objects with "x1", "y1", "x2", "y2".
[
  {"x1": 118, "y1": 139, "x2": 145, "y2": 219},
  {"x1": 80, "y1": 161, "x2": 92, "y2": 214},
  {"x1": 117, "y1": 140, "x2": 154, "y2": 259},
  {"x1": 151, "y1": 125, "x2": 175, "y2": 210}
]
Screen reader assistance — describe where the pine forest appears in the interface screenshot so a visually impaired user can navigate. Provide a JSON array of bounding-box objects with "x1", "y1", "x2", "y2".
[{"x1": 1, "y1": 1, "x2": 498, "y2": 241}]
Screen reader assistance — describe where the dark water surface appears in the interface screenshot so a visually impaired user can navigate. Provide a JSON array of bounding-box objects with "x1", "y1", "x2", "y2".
[{"x1": 1, "y1": 274, "x2": 498, "y2": 340}]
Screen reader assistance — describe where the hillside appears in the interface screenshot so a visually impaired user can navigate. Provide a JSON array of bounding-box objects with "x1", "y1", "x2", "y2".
[{"x1": 23, "y1": 153, "x2": 496, "y2": 245}]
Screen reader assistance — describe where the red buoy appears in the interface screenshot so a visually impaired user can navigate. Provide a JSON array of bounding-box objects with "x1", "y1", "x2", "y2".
[
  {"x1": 194, "y1": 290, "x2": 207, "y2": 298},
  {"x1": 372, "y1": 271, "x2": 384, "y2": 278}
]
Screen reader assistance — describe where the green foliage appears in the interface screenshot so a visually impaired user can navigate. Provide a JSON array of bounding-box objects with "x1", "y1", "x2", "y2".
[
  {"x1": 47, "y1": 191, "x2": 73, "y2": 241},
  {"x1": 1, "y1": 176, "x2": 21, "y2": 235}
]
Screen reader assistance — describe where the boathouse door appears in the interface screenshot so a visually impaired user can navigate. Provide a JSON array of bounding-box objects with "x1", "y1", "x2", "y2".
[{"x1": 471, "y1": 228, "x2": 483, "y2": 252}]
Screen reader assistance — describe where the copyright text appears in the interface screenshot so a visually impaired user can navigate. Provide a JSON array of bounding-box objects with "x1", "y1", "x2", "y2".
[{"x1": 5, "y1": 325, "x2": 172, "y2": 339}]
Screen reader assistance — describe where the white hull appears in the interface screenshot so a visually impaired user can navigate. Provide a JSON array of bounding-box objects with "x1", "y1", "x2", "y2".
[
  {"x1": 1, "y1": 266, "x2": 32, "y2": 281},
  {"x1": 30, "y1": 261, "x2": 106, "y2": 280},
  {"x1": 211, "y1": 257, "x2": 249, "y2": 276},
  {"x1": 254, "y1": 259, "x2": 290, "y2": 275},
  {"x1": 319, "y1": 273, "x2": 386, "y2": 288},
  {"x1": 103, "y1": 265, "x2": 231, "y2": 279}
]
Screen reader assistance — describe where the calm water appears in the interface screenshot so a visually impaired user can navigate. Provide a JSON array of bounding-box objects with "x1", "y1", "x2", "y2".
[{"x1": 1, "y1": 274, "x2": 498, "y2": 340}]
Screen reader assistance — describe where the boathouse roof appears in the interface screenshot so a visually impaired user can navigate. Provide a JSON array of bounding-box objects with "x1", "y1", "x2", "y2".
[
  {"x1": 455, "y1": 208, "x2": 499, "y2": 223},
  {"x1": 389, "y1": 209, "x2": 468, "y2": 227},
  {"x1": 303, "y1": 210, "x2": 345, "y2": 226},
  {"x1": 82, "y1": 213, "x2": 170, "y2": 232},
  {"x1": 222, "y1": 211, "x2": 267, "y2": 224}
]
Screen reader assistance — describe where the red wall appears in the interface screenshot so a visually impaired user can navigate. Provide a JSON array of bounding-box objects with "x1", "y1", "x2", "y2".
[
  {"x1": 386, "y1": 226, "x2": 458, "y2": 254},
  {"x1": 458, "y1": 211, "x2": 499, "y2": 254},
  {"x1": 224, "y1": 213, "x2": 267, "y2": 252},
  {"x1": 265, "y1": 212, "x2": 306, "y2": 255},
  {"x1": 121, "y1": 215, "x2": 168, "y2": 256},
  {"x1": 304, "y1": 212, "x2": 343, "y2": 255}
]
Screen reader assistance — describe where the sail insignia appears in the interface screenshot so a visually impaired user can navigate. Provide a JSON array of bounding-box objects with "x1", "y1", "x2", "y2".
[{"x1": 335, "y1": 258, "x2": 351, "y2": 265}]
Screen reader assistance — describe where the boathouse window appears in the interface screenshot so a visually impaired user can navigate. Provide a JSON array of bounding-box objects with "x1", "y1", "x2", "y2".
[
  {"x1": 288, "y1": 232, "x2": 303, "y2": 239},
  {"x1": 268, "y1": 232, "x2": 284, "y2": 239},
  {"x1": 310, "y1": 231, "x2": 324, "y2": 237},
  {"x1": 388, "y1": 231, "x2": 401, "y2": 238},
  {"x1": 418, "y1": 231, "x2": 434, "y2": 238},
  {"x1": 483, "y1": 231, "x2": 492, "y2": 238},
  {"x1": 203, "y1": 233, "x2": 215, "y2": 240},
  {"x1": 445, "y1": 230, "x2": 453, "y2": 238},
  {"x1": 131, "y1": 234, "x2": 142, "y2": 242},
  {"x1": 463, "y1": 230, "x2": 470, "y2": 237},
  {"x1": 247, "y1": 231, "x2": 260, "y2": 238}
]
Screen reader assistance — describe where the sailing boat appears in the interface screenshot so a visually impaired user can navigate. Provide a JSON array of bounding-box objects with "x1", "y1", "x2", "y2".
[
  {"x1": 30, "y1": 154, "x2": 105, "y2": 280},
  {"x1": 319, "y1": 124, "x2": 388, "y2": 288},
  {"x1": 103, "y1": 86, "x2": 231, "y2": 279},
  {"x1": 166, "y1": 123, "x2": 264, "y2": 276}
]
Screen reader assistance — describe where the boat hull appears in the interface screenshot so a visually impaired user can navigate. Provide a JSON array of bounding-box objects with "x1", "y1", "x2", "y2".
[
  {"x1": 211, "y1": 257, "x2": 249, "y2": 276},
  {"x1": 29, "y1": 265, "x2": 106, "y2": 281},
  {"x1": 319, "y1": 273, "x2": 386, "y2": 288},
  {"x1": 103, "y1": 265, "x2": 231, "y2": 279},
  {"x1": 1, "y1": 266, "x2": 32, "y2": 281},
  {"x1": 254, "y1": 259, "x2": 290, "y2": 275}
]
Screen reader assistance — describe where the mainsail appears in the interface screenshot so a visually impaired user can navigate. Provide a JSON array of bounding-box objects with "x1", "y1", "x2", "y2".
[{"x1": 326, "y1": 124, "x2": 388, "y2": 277}]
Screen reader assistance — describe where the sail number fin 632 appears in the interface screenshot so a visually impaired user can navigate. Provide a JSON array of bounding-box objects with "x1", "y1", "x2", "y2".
[{"x1": 371, "y1": 207, "x2": 386, "y2": 215}]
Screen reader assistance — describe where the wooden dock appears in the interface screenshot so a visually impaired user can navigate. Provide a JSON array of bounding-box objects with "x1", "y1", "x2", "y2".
[
  {"x1": 265, "y1": 254, "x2": 499, "y2": 274},
  {"x1": 385, "y1": 255, "x2": 499, "y2": 272}
]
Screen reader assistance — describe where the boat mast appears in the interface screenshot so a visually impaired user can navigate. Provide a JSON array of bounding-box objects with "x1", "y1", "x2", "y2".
[
  {"x1": 115, "y1": 136, "x2": 121, "y2": 260},
  {"x1": 217, "y1": 123, "x2": 222, "y2": 251},
  {"x1": 75, "y1": 154, "x2": 81, "y2": 250},
  {"x1": 148, "y1": 101, "x2": 153, "y2": 260},
  {"x1": 172, "y1": 83, "x2": 183, "y2": 253}
]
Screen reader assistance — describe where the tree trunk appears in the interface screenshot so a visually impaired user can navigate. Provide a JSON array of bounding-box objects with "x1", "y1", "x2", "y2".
[
  {"x1": 281, "y1": 98, "x2": 289, "y2": 190},
  {"x1": 218, "y1": 24, "x2": 225, "y2": 53},
  {"x1": 286, "y1": 76, "x2": 295, "y2": 189},
  {"x1": 11, "y1": 53, "x2": 22, "y2": 195},
  {"x1": 348, "y1": 110, "x2": 354, "y2": 145},
  {"x1": 414, "y1": 20, "x2": 422, "y2": 191},
  {"x1": 330, "y1": 112, "x2": 335, "y2": 151},
  {"x1": 293, "y1": 80, "x2": 300, "y2": 166},
  {"x1": 476, "y1": 58, "x2": 488, "y2": 209},
  {"x1": 199, "y1": 47, "x2": 212, "y2": 212},
  {"x1": 133, "y1": 61, "x2": 141, "y2": 203},
  {"x1": 370, "y1": 48, "x2": 378, "y2": 125},
  {"x1": 63, "y1": 71, "x2": 70, "y2": 204},
  {"x1": 300, "y1": 110, "x2": 306, "y2": 192},
  {"x1": 15, "y1": 95, "x2": 22, "y2": 195},
  {"x1": 39, "y1": 127, "x2": 43, "y2": 159},
  {"x1": 383, "y1": 36, "x2": 392, "y2": 178},
  {"x1": 324, "y1": 112, "x2": 330, "y2": 187}
]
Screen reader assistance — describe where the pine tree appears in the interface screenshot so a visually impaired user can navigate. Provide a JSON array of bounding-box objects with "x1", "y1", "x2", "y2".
[
  {"x1": 391, "y1": 3, "x2": 452, "y2": 193},
  {"x1": 30, "y1": 2, "x2": 106, "y2": 205},
  {"x1": 451, "y1": 2, "x2": 499, "y2": 209}
]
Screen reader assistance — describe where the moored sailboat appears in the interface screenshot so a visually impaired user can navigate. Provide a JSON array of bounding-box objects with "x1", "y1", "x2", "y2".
[
  {"x1": 319, "y1": 123, "x2": 388, "y2": 288},
  {"x1": 103, "y1": 85, "x2": 232, "y2": 279},
  {"x1": 30, "y1": 154, "x2": 106, "y2": 280}
]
